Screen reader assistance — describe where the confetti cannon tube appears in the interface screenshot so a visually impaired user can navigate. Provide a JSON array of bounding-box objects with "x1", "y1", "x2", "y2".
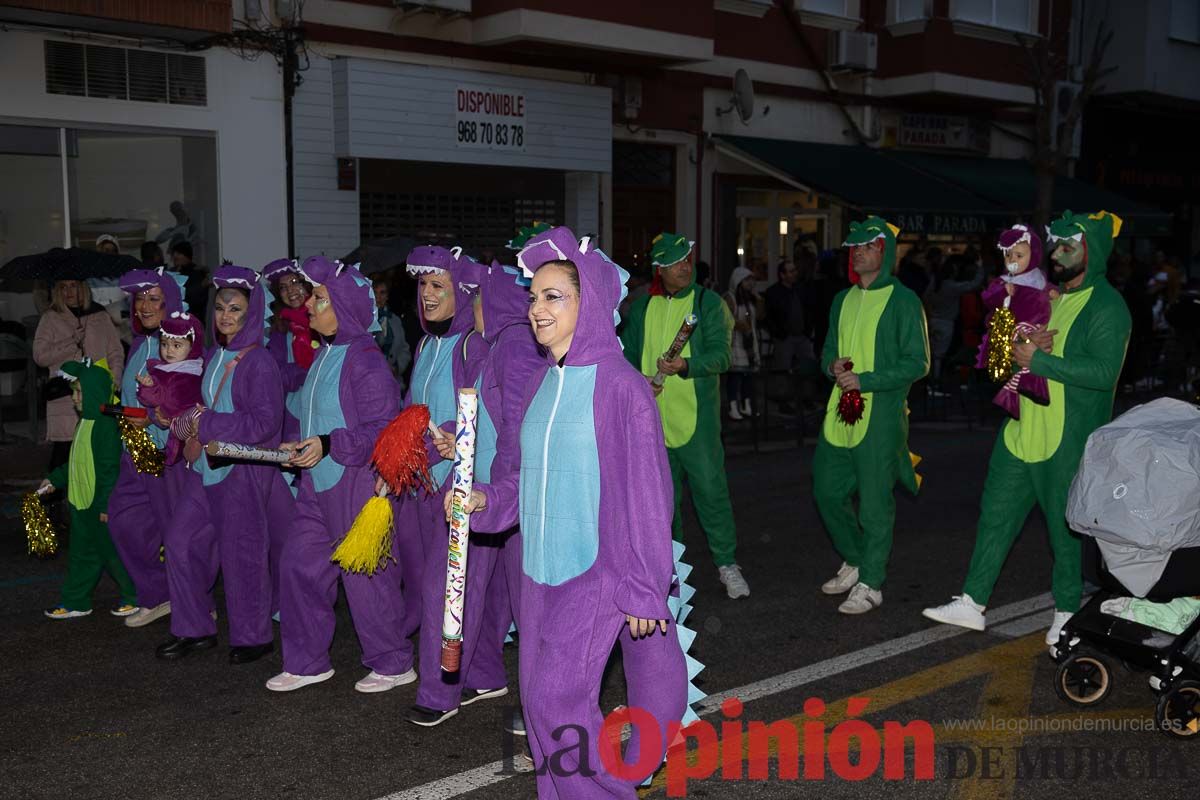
[
  {"x1": 651, "y1": 314, "x2": 699, "y2": 387},
  {"x1": 441, "y1": 388, "x2": 478, "y2": 673},
  {"x1": 100, "y1": 404, "x2": 148, "y2": 419},
  {"x1": 205, "y1": 440, "x2": 293, "y2": 464}
]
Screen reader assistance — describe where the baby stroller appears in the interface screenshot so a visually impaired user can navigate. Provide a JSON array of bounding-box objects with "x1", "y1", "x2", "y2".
[{"x1": 1052, "y1": 398, "x2": 1200, "y2": 739}]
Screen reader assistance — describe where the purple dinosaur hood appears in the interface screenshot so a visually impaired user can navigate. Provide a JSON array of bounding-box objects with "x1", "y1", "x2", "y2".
[
  {"x1": 160, "y1": 311, "x2": 205, "y2": 359},
  {"x1": 517, "y1": 226, "x2": 629, "y2": 367},
  {"x1": 299, "y1": 256, "x2": 381, "y2": 345},
  {"x1": 405, "y1": 245, "x2": 478, "y2": 337},
  {"x1": 212, "y1": 264, "x2": 273, "y2": 351},
  {"x1": 120, "y1": 267, "x2": 186, "y2": 335},
  {"x1": 997, "y1": 223, "x2": 1044, "y2": 276},
  {"x1": 479, "y1": 260, "x2": 531, "y2": 343},
  {"x1": 262, "y1": 257, "x2": 301, "y2": 285}
]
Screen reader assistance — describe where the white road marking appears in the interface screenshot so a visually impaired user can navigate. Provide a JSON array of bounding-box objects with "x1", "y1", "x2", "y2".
[{"x1": 376, "y1": 591, "x2": 1056, "y2": 800}]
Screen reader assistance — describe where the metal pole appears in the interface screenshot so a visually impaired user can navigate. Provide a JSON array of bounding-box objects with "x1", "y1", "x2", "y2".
[
  {"x1": 283, "y1": 27, "x2": 297, "y2": 258},
  {"x1": 59, "y1": 128, "x2": 71, "y2": 248}
]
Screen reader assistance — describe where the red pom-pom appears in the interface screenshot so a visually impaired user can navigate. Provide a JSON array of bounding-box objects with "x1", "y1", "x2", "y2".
[
  {"x1": 837, "y1": 389, "x2": 865, "y2": 425},
  {"x1": 836, "y1": 359, "x2": 863, "y2": 425},
  {"x1": 373, "y1": 404, "x2": 435, "y2": 495}
]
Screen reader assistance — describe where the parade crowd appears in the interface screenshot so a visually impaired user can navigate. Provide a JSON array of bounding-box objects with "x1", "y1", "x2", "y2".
[{"x1": 31, "y1": 210, "x2": 1135, "y2": 798}]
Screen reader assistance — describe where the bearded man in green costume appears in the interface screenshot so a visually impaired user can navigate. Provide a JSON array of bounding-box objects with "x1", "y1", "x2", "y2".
[
  {"x1": 620, "y1": 233, "x2": 749, "y2": 599},
  {"x1": 924, "y1": 211, "x2": 1130, "y2": 646},
  {"x1": 815, "y1": 217, "x2": 929, "y2": 615}
]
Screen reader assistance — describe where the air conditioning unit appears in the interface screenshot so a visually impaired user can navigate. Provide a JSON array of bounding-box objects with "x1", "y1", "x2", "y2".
[{"x1": 829, "y1": 31, "x2": 877, "y2": 72}]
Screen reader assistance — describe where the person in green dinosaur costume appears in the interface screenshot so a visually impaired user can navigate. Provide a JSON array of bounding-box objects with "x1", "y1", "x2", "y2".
[
  {"x1": 815, "y1": 217, "x2": 930, "y2": 615},
  {"x1": 620, "y1": 233, "x2": 749, "y2": 599},
  {"x1": 40, "y1": 359, "x2": 138, "y2": 620},
  {"x1": 923, "y1": 211, "x2": 1131, "y2": 646}
]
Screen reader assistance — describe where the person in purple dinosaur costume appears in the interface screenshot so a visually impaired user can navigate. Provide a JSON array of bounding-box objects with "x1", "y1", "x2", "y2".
[
  {"x1": 409, "y1": 257, "x2": 541, "y2": 727},
  {"x1": 263, "y1": 257, "x2": 313, "y2": 443},
  {"x1": 107, "y1": 267, "x2": 188, "y2": 629},
  {"x1": 977, "y1": 223, "x2": 1053, "y2": 418},
  {"x1": 461, "y1": 226, "x2": 686, "y2": 797},
  {"x1": 262, "y1": 256, "x2": 411, "y2": 693},
  {"x1": 172, "y1": 265, "x2": 293, "y2": 664},
  {"x1": 398, "y1": 248, "x2": 492, "y2": 724},
  {"x1": 136, "y1": 310, "x2": 204, "y2": 466}
]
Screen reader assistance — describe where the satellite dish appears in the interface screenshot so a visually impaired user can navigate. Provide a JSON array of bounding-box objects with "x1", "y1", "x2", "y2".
[{"x1": 717, "y1": 69, "x2": 756, "y2": 124}]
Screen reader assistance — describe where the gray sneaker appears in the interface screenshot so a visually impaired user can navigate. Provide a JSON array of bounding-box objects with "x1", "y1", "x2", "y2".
[
  {"x1": 718, "y1": 564, "x2": 750, "y2": 599},
  {"x1": 124, "y1": 601, "x2": 171, "y2": 628}
]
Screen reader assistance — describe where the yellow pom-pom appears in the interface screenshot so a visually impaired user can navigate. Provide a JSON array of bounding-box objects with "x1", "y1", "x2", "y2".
[
  {"x1": 331, "y1": 495, "x2": 395, "y2": 575},
  {"x1": 117, "y1": 416, "x2": 164, "y2": 477},
  {"x1": 22, "y1": 492, "x2": 58, "y2": 558},
  {"x1": 986, "y1": 306, "x2": 1017, "y2": 383}
]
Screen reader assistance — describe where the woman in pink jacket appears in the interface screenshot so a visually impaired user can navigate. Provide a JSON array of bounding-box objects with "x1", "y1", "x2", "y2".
[{"x1": 33, "y1": 279, "x2": 124, "y2": 470}]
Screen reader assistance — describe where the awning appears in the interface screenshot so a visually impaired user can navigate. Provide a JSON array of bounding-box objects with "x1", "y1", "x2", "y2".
[
  {"x1": 886, "y1": 151, "x2": 1173, "y2": 237},
  {"x1": 715, "y1": 135, "x2": 1008, "y2": 237},
  {"x1": 715, "y1": 135, "x2": 1172, "y2": 237}
]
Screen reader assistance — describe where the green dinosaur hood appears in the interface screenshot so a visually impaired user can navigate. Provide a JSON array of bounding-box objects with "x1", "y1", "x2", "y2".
[
  {"x1": 843, "y1": 216, "x2": 900, "y2": 288},
  {"x1": 59, "y1": 359, "x2": 116, "y2": 420},
  {"x1": 1046, "y1": 210, "x2": 1121, "y2": 290}
]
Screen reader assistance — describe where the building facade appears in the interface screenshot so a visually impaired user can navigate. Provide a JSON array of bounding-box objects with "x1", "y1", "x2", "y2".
[{"x1": 0, "y1": 0, "x2": 287, "y2": 277}]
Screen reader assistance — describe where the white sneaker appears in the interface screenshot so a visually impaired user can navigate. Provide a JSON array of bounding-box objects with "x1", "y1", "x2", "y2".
[
  {"x1": 1045, "y1": 610, "x2": 1073, "y2": 646},
  {"x1": 820, "y1": 562, "x2": 859, "y2": 595},
  {"x1": 718, "y1": 564, "x2": 750, "y2": 599},
  {"x1": 838, "y1": 582, "x2": 882, "y2": 615},
  {"x1": 266, "y1": 669, "x2": 335, "y2": 692},
  {"x1": 740, "y1": 398, "x2": 753, "y2": 416},
  {"x1": 922, "y1": 595, "x2": 986, "y2": 632},
  {"x1": 354, "y1": 668, "x2": 416, "y2": 694},
  {"x1": 124, "y1": 601, "x2": 171, "y2": 628},
  {"x1": 728, "y1": 401, "x2": 744, "y2": 421}
]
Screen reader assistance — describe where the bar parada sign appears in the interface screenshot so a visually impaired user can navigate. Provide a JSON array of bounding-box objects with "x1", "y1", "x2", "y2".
[{"x1": 891, "y1": 213, "x2": 993, "y2": 236}]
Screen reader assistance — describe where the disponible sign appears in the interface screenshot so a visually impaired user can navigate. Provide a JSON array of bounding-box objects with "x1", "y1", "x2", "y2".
[
  {"x1": 899, "y1": 114, "x2": 989, "y2": 153},
  {"x1": 455, "y1": 85, "x2": 526, "y2": 152}
]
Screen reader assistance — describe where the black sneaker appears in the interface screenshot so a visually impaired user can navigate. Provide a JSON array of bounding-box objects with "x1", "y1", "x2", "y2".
[
  {"x1": 408, "y1": 705, "x2": 458, "y2": 728},
  {"x1": 461, "y1": 687, "x2": 509, "y2": 707}
]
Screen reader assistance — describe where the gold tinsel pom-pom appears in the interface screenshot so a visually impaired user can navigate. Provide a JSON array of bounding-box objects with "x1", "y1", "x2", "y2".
[
  {"x1": 331, "y1": 495, "x2": 395, "y2": 575},
  {"x1": 986, "y1": 306, "x2": 1017, "y2": 383},
  {"x1": 118, "y1": 416, "x2": 164, "y2": 477},
  {"x1": 22, "y1": 492, "x2": 58, "y2": 558}
]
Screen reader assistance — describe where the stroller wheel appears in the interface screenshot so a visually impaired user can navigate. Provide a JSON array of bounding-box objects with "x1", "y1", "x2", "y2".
[
  {"x1": 1054, "y1": 653, "x2": 1112, "y2": 707},
  {"x1": 1155, "y1": 681, "x2": 1200, "y2": 740}
]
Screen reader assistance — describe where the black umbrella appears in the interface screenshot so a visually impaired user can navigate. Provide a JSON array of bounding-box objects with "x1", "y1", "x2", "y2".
[
  {"x1": 342, "y1": 236, "x2": 419, "y2": 276},
  {"x1": 0, "y1": 247, "x2": 142, "y2": 282}
]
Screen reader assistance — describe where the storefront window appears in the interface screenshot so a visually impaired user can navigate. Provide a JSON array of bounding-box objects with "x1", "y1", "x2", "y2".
[
  {"x1": 0, "y1": 125, "x2": 67, "y2": 266},
  {"x1": 67, "y1": 130, "x2": 217, "y2": 267}
]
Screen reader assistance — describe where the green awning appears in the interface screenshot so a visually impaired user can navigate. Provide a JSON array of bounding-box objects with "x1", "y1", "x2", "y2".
[
  {"x1": 716, "y1": 135, "x2": 1008, "y2": 237},
  {"x1": 886, "y1": 151, "x2": 1173, "y2": 237},
  {"x1": 715, "y1": 135, "x2": 1172, "y2": 237}
]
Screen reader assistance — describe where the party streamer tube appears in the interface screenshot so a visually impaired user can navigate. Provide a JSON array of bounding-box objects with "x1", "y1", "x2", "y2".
[{"x1": 441, "y1": 388, "x2": 478, "y2": 673}]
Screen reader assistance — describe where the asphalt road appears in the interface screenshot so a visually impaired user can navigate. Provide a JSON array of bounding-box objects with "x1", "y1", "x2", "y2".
[{"x1": 1, "y1": 421, "x2": 1194, "y2": 800}]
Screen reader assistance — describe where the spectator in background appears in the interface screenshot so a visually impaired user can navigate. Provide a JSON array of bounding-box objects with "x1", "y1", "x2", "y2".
[
  {"x1": 372, "y1": 276, "x2": 412, "y2": 391},
  {"x1": 765, "y1": 258, "x2": 814, "y2": 370},
  {"x1": 169, "y1": 242, "x2": 208, "y2": 326},
  {"x1": 696, "y1": 259, "x2": 718, "y2": 292},
  {"x1": 808, "y1": 250, "x2": 849, "y2": 358},
  {"x1": 140, "y1": 242, "x2": 165, "y2": 268},
  {"x1": 898, "y1": 242, "x2": 934, "y2": 297},
  {"x1": 724, "y1": 266, "x2": 761, "y2": 420},
  {"x1": 924, "y1": 254, "x2": 983, "y2": 382},
  {"x1": 32, "y1": 279, "x2": 125, "y2": 471}
]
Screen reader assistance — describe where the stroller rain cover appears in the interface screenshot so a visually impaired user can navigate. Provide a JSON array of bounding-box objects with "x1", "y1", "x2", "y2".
[{"x1": 1066, "y1": 398, "x2": 1200, "y2": 597}]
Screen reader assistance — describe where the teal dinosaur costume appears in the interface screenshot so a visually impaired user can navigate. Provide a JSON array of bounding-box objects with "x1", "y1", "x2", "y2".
[
  {"x1": 814, "y1": 217, "x2": 929, "y2": 593},
  {"x1": 48, "y1": 359, "x2": 136, "y2": 612},
  {"x1": 960, "y1": 211, "x2": 1130, "y2": 613},
  {"x1": 620, "y1": 233, "x2": 738, "y2": 568}
]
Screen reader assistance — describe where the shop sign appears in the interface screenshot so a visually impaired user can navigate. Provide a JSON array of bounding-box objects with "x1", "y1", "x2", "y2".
[
  {"x1": 891, "y1": 212, "x2": 994, "y2": 236},
  {"x1": 455, "y1": 85, "x2": 526, "y2": 152},
  {"x1": 898, "y1": 114, "x2": 989, "y2": 153}
]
